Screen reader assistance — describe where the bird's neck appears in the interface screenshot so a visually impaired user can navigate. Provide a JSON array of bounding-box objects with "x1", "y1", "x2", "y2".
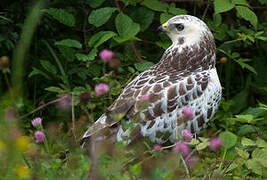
[{"x1": 158, "y1": 35, "x2": 216, "y2": 73}]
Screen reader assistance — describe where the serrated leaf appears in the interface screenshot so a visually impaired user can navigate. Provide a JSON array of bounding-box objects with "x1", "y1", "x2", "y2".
[
  {"x1": 130, "y1": 7, "x2": 154, "y2": 31},
  {"x1": 115, "y1": 14, "x2": 140, "y2": 41},
  {"x1": 219, "y1": 131, "x2": 237, "y2": 149},
  {"x1": 246, "y1": 159, "x2": 263, "y2": 175},
  {"x1": 236, "y1": 6, "x2": 258, "y2": 28},
  {"x1": 86, "y1": 0, "x2": 106, "y2": 8},
  {"x1": 88, "y1": 31, "x2": 117, "y2": 48},
  {"x1": 28, "y1": 67, "x2": 51, "y2": 79},
  {"x1": 256, "y1": 138, "x2": 267, "y2": 148},
  {"x1": 141, "y1": 0, "x2": 169, "y2": 12},
  {"x1": 214, "y1": 0, "x2": 235, "y2": 14},
  {"x1": 40, "y1": 60, "x2": 57, "y2": 75},
  {"x1": 160, "y1": 13, "x2": 174, "y2": 24},
  {"x1": 45, "y1": 86, "x2": 65, "y2": 93},
  {"x1": 241, "y1": 137, "x2": 256, "y2": 146},
  {"x1": 235, "y1": 147, "x2": 249, "y2": 159},
  {"x1": 252, "y1": 149, "x2": 267, "y2": 167},
  {"x1": 55, "y1": 39, "x2": 82, "y2": 49},
  {"x1": 88, "y1": 7, "x2": 117, "y2": 27},
  {"x1": 44, "y1": 8, "x2": 75, "y2": 27},
  {"x1": 134, "y1": 61, "x2": 154, "y2": 72}
]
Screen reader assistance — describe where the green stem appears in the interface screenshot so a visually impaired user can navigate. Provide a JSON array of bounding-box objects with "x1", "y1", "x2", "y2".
[
  {"x1": 43, "y1": 40, "x2": 70, "y2": 89},
  {"x1": 219, "y1": 148, "x2": 227, "y2": 170}
]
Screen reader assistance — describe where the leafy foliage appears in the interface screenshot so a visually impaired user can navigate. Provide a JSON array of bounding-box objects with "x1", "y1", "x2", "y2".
[{"x1": 0, "y1": 0, "x2": 267, "y2": 179}]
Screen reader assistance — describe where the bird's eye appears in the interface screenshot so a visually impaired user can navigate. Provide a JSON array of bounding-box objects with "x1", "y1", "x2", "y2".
[{"x1": 175, "y1": 24, "x2": 184, "y2": 31}]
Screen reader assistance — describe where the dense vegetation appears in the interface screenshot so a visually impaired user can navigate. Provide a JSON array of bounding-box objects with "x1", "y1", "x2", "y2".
[{"x1": 0, "y1": 0, "x2": 267, "y2": 179}]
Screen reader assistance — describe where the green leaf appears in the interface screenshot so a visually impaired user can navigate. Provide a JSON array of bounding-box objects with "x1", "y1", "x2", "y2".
[
  {"x1": 252, "y1": 149, "x2": 267, "y2": 167},
  {"x1": 236, "y1": 6, "x2": 258, "y2": 28},
  {"x1": 246, "y1": 159, "x2": 263, "y2": 175},
  {"x1": 196, "y1": 141, "x2": 209, "y2": 151},
  {"x1": 44, "y1": 8, "x2": 75, "y2": 27},
  {"x1": 55, "y1": 39, "x2": 82, "y2": 49},
  {"x1": 234, "y1": 114, "x2": 254, "y2": 123},
  {"x1": 235, "y1": 147, "x2": 249, "y2": 159},
  {"x1": 88, "y1": 31, "x2": 117, "y2": 48},
  {"x1": 86, "y1": 0, "x2": 106, "y2": 8},
  {"x1": 130, "y1": 7, "x2": 154, "y2": 31},
  {"x1": 40, "y1": 60, "x2": 57, "y2": 75},
  {"x1": 168, "y1": 6, "x2": 187, "y2": 15},
  {"x1": 115, "y1": 13, "x2": 140, "y2": 41},
  {"x1": 45, "y1": 86, "x2": 65, "y2": 93},
  {"x1": 134, "y1": 61, "x2": 154, "y2": 72},
  {"x1": 188, "y1": 138, "x2": 200, "y2": 145},
  {"x1": 88, "y1": 7, "x2": 117, "y2": 27},
  {"x1": 57, "y1": 46, "x2": 76, "y2": 62},
  {"x1": 256, "y1": 138, "x2": 267, "y2": 148},
  {"x1": 258, "y1": 0, "x2": 267, "y2": 5},
  {"x1": 160, "y1": 13, "x2": 174, "y2": 24},
  {"x1": 226, "y1": 162, "x2": 238, "y2": 173},
  {"x1": 219, "y1": 131, "x2": 238, "y2": 149},
  {"x1": 236, "y1": 59, "x2": 258, "y2": 75},
  {"x1": 28, "y1": 67, "x2": 51, "y2": 79},
  {"x1": 129, "y1": 163, "x2": 141, "y2": 177},
  {"x1": 241, "y1": 137, "x2": 256, "y2": 146},
  {"x1": 75, "y1": 48, "x2": 98, "y2": 62},
  {"x1": 238, "y1": 125, "x2": 256, "y2": 135},
  {"x1": 232, "y1": 0, "x2": 249, "y2": 5},
  {"x1": 141, "y1": 0, "x2": 169, "y2": 12},
  {"x1": 214, "y1": 0, "x2": 235, "y2": 14}
]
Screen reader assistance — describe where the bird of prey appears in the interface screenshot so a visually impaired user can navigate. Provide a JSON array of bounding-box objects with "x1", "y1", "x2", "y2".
[{"x1": 81, "y1": 15, "x2": 222, "y2": 148}]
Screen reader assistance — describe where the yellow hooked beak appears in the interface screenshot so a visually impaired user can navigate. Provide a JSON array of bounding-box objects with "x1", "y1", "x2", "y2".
[{"x1": 158, "y1": 22, "x2": 168, "y2": 32}]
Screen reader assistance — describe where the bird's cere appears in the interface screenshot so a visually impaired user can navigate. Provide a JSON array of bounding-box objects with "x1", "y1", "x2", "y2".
[
  {"x1": 209, "y1": 137, "x2": 222, "y2": 151},
  {"x1": 32, "y1": 117, "x2": 42, "y2": 127},
  {"x1": 182, "y1": 129, "x2": 193, "y2": 141},
  {"x1": 182, "y1": 107, "x2": 194, "y2": 120},
  {"x1": 95, "y1": 83, "x2": 109, "y2": 96},
  {"x1": 153, "y1": 144, "x2": 163, "y2": 152},
  {"x1": 34, "y1": 131, "x2": 45, "y2": 143},
  {"x1": 99, "y1": 49, "x2": 113, "y2": 62},
  {"x1": 173, "y1": 141, "x2": 189, "y2": 156}
]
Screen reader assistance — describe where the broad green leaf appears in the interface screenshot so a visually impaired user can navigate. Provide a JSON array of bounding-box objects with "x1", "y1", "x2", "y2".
[
  {"x1": 28, "y1": 67, "x2": 51, "y2": 79},
  {"x1": 230, "y1": 89, "x2": 249, "y2": 114},
  {"x1": 235, "y1": 147, "x2": 249, "y2": 159},
  {"x1": 86, "y1": 0, "x2": 106, "y2": 8},
  {"x1": 40, "y1": 60, "x2": 57, "y2": 75},
  {"x1": 88, "y1": 7, "x2": 117, "y2": 27},
  {"x1": 238, "y1": 125, "x2": 256, "y2": 135},
  {"x1": 115, "y1": 13, "x2": 140, "y2": 41},
  {"x1": 55, "y1": 39, "x2": 82, "y2": 49},
  {"x1": 246, "y1": 159, "x2": 263, "y2": 175},
  {"x1": 252, "y1": 149, "x2": 267, "y2": 167},
  {"x1": 168, "y1": 6, "x2": 187, "y2": 15},
  {"x1": 241, "y1": 137, "x2": 256, "y2": 146},
  {"x1": 75, "y1": 48, "x2": 97, "y2": 62},
  {"x1": 160, "y1": 13, "x2": 174, "y2": 24},
  {"x1": 134, "y1": 61, "x2": 154, "y2": 72},
  {"x1": 214, "y1": 0, "x2": 235, "y2": 14},
  {"x1": 236, "y1": 6, "x2": 258, "y2": 28},
  {"x1": 141, "y1": 0, "x2": 169, "y2": 12},
  {"x1": 130, "y1": 7, "x2": 154, "y2": 31},
  {"x1": 57, "y1": 46, "x2": 76, "y2": 62},
  {"x1": 233, "y1": 114, "x2": 254, "y2": 123},
  {"x1": 256, "y1": 138, "x2": 267, "y2": 148},
  {"x1": 45, "y1": 86, "x2": 65, "y2": 93},
  {"x1": 232, "y1": 0, "x2": 249, "y2": 5},
  {"x1": 219, "y1": 131, "x2": 237, "y2": 149},
  {"x1": 88, "y1": 31, "x2": 117, "y2": 48},
  {"x1": 44, "y1": 8, "x2": 75, "y2": 27},
  {"x1": 188, "y1": 138, "x2": 200, "y2": 145}
]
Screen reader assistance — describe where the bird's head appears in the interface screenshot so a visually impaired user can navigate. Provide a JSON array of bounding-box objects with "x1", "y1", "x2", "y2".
[{"x1": 158, "y1": 15, "x2": 213, "y2": 47}]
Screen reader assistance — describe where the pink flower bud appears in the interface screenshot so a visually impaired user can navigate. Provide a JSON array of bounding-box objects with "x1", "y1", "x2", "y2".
[
  {"x1": 99, "y1": 49, "x2": 113, "y2": 62},
  {"x1": 140, "y1": 95, "x2": 149, "y2": 101},
  {"x1": 209, "y1": 137, "x2": 222, "y2": 151},
  {"x1": 182, "y1": 106, "x2": 194, "y2": 120},
  {"x1": 153, "y1": 144, "x2": 162, "y2": 152},
  {"x1": 34, "y1": 131, "x2": 45, "y2": 143},
  {"x1": 173, "y1": 141, "x2": 189, "y2": 156},
  {"x1": 32, "y1": 117, "x2": 42, "y2": 127},
  {"x1": 182, "y1": 129, "x2": 193, "y2": 141},
  {"x1": 95, "y1": 83, "x2": 109, "y2": 96}
]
